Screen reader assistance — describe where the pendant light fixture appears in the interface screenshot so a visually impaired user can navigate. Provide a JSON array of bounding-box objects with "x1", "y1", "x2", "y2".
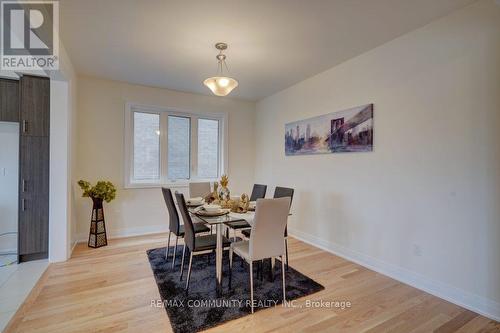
[{"x1": 203, "y1": 42, "x2": 238, "y2": 96}]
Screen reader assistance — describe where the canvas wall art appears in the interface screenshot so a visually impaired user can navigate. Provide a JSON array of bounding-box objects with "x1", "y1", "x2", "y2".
[{"x1": 285, "y1": 104, "x2": 373, "y2": 155}]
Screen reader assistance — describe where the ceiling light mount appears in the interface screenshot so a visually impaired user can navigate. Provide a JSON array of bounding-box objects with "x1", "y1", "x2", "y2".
[
  {"x1": 203, "y1": 42, "x2": 238, "y2": 97},
  {"x1": 215, "y1": 42, "x2": 227, "y2": 51},
  {"x1": 215, "y1": 43, "x2": 228, "y2": 61}
]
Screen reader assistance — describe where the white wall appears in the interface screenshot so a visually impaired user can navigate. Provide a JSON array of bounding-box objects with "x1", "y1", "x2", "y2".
[
  {"x1": 49, "y1": 80, "x2": 70, "y2": 261},
  {"x1": 48, "y1": 43, "x2": 78, "y2": 262},
  {"x1": 75, "y1": 76, "x2": 255, "y2": 240},
  {"x1": 0, "y1": 123, "x2": 19, "y2": 252},
  {"x1": 255, "y1": 0, "x2": 500, "y2": 320},
  {"x1": 68, "y1": 66, "x2": 79, "y2": 257}
]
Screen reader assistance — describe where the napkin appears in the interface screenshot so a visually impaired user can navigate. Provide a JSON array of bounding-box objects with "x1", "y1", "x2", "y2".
[
  {"x1": 229, "y1": 212, "x2": 255, "y2": 225},
  {"x1": 192, "y1": 206, "x2": 204, "y2": 213}
]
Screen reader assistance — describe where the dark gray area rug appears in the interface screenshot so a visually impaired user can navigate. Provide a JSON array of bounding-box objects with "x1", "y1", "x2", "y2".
[{"x1": 146, "y1": 245, "x2": 324, "y2": 333}]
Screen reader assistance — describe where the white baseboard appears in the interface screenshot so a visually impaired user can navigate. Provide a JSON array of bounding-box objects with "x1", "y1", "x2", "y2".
[
  {"x1": 288, "y1": 227, "x2": 500, "y2": 322},
  {"x1": 77, "y1": 225, "x2": 169, "y2": 243},
  {"x1": 70, "y1": 239, "x2": 78, "y2": 256}
]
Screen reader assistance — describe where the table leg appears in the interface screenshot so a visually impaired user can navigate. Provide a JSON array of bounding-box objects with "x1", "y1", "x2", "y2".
[
  {"x1": 270, "y1": 257, "x2": 276, "y2": 282},
  {"x1": 215, "y1": 223, "x2": 223, "y2": 297}
]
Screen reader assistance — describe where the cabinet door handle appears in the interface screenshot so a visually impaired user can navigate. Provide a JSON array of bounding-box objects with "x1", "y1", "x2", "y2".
[
  {"x1": 22, "y1": 179, "x2": 26, "y2": 192},
  {"x1": 21, "y1": 198, "x2": 26, "y2": 211},
  {"x1": 22, "y1": 120, "x2": 28, "y2": 133}
]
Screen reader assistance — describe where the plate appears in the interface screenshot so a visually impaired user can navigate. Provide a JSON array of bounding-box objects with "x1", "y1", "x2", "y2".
[
  {"x1": 195, "y1": 209, "x2": 230, "y2": 217},
  {"x1": 186, "y1": 197, "x2": 204, "y2": 207},
  {"x1": 187, "y1": 202, "x2": 204, "y2": 207},
  {"x1": 203, "y1": 204, "x2": 222, "y2": 213}
]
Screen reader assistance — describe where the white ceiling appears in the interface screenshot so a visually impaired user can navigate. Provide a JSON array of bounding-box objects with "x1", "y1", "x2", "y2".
[{"x1": 60, "y1": 0, "x2": 475, "y2": 101}]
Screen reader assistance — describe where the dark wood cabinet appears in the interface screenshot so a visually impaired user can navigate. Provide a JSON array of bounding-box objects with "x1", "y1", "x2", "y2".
[
  {"x1": 0, "y1": 78, "x2": 19, "y2": 122},
  {"x1": 19, "y1": 136, "x2": 49, "y2": 257},
  {"x1": 18, "y1": 75, "x2": 50, "y2": 262},
  {"x1": 20, "y1": 75, "x2": 50, "y2": 137},
  {"x1": 19, "y1": 135, "x2": 50, "y2": 197}
]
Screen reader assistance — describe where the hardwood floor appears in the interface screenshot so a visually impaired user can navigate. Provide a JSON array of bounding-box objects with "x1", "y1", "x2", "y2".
[{"x1": 5, "y1": 234, "x2": 500, "y2": 332}]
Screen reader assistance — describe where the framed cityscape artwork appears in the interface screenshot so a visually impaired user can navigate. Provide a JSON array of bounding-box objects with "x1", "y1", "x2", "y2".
[{"x1": 285, "y1": 104, "x2": 373, "y2": 155}]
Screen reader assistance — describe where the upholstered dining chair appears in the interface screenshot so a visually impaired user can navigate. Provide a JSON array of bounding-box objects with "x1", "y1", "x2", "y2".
[
  {"x1": 224, "y1": 184, "x2": 267, "y2": 238},
  {"x1": 162, "y1": 188, "x2": 210, "y2": 269},
  {"x1": 175, "y1": 192, "x2": 231, "y2": 291},
  {"x1": 241, "y1": 186, "x2": 294, "y2": 269},
  {"x1": 189, "y1": 182, "x2": 211, "y2": 198},
  {"x1": 249, "y1": 184, "x2": 267, "y2": 201},
  {"x1": 229, "y1": 197, "x2": 291, "y2": 313}
]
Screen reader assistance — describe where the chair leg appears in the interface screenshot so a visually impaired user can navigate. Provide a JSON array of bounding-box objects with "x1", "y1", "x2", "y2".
[
  {"x1": 185, "y1": 252, "x2": 193, "y2": 291},
  {"x1": 229, "y1": 247, "x2": 233, "y2": 289},
  {"x1": 270, "y1": 257, "x2": 276, "y2": 282},
  {"x1": 285, "y1": 238, "x2": 289, "y2": 271},
  {"x1": 165, "y1": 231, "x2": 171, "y2": 260},
  {"x1": 172, "y1": 236, "x2": 179, "y2": 269},
  {"x1": 249, "y1": 261, "x2": 254, "y2": 314},
  {"x1": 281, "y1": 255, "x2": 286, "y2": 303},
  {"x1": 179, "y1": 244, "x2": 186, "y2": 280}
]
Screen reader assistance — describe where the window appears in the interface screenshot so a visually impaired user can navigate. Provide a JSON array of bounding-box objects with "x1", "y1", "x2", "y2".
[
  {"x1": 133, "y1": 112, "x2": 160, "y2": 181},
  {"x1": 167, "y1": 116, "x2": 190, "y2": 180},
  {"x1": 125, "y1": 104, "x2": 226, "y2": 187},
  {"x1": 197, "y1": 119, "x2": 219, "y2": 179}
]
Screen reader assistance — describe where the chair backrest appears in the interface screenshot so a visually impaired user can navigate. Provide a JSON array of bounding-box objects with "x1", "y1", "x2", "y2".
[
  {"x1": 250, "y1": 184, "x2": 267, "y2": 201},
  {"x1": 174, "y1": 192, "x2": 196, "y2": 251},
  {"x1": 162, "y1": 187, "x2": 181, "y2": 235},
  {"x1": 273, "y1": 186, "x2": 294, "y2": 237},
  {"x1": 273, "y1": 186, "x2": 294, "y2": 208},
  {"x1": 189, "y1": 182, "x2": 211, "y2": 198},
  {"x1": 249, "y1": 197, "x2": 291, "y2": 261}
]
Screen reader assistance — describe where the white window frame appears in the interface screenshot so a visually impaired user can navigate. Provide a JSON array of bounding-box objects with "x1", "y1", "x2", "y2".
[{"x1": 124, "y1": 102, "x2": 228, "y2": 188}]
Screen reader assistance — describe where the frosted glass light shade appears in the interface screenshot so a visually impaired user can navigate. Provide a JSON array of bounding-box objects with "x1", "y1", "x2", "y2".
[{"x1": 203, "y1": 76, "x2": 238, "y2": 96}]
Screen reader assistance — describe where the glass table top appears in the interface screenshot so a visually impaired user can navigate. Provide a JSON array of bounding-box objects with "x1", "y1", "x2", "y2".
[{"x1": 189, "y1": 210, "x2": 252, "y2": 225}]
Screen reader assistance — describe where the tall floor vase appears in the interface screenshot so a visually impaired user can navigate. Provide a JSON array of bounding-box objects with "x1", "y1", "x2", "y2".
[{"x1": 88, "y1": 197, "x2": 108, "y2": 248}]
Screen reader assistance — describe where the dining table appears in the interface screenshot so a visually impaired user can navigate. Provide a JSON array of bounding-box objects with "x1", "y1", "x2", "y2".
[{"x1": 188, "y1": 209, "x2": 255, "y2": 297}]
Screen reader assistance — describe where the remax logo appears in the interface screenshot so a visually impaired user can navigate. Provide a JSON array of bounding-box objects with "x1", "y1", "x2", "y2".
[{"x1": 1, "y1": 0, "x2": 59, "y2": 70}]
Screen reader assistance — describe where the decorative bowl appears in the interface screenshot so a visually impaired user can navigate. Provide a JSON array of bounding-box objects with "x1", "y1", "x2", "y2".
[
  {"x1": 187, "y1": 197, "x2": 204, "y2": 206},
  {"x1": 203, "y1": 204, "x2": 221, "y2": 213}
]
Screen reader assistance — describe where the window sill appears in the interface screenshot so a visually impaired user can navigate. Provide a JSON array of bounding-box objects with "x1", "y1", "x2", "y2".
[
  {"x1": 124, "y1": 179, "x2": 218, "y2": 190},
  {"x1": 124, "y1": 183, "x2": 187, "y2": 190}
]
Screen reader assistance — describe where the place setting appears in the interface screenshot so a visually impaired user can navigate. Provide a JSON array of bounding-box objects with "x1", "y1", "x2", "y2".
[
  {"x1": 191, "y1": 204, "x2": 230, "y2": 217},
  {"x1": 185, "y1": 197, "x2": 204, "y2": 207}
]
